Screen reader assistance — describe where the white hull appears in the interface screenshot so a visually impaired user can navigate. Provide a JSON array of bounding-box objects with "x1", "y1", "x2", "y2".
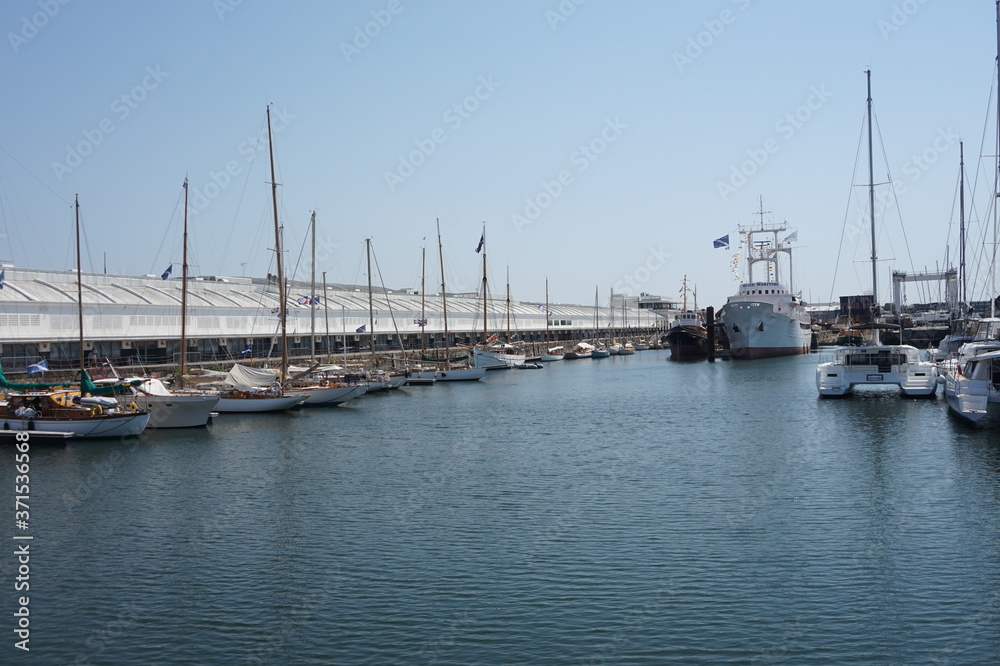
[
  {"x1": 719, "y1": 299, "x2": 811, "y2": 360},
  {"x1": 539, "y1": 354, "x2": 564, "y2": 362},
  {"x1": 142, "y1": 394, "x2": 220, "y2": 428},
  {"x1": 215, "y1": 393, "x2": 307, "y2": 412},
  {"x1": 410, "y1": 367, "x2": 486, "y2": 381},
  {"x1": 816, "y1": 345, "x2": 937, "y2": 397},
  {"x1": 298, "y1": 384, "x2": 367, "y2": 406},
  {"x1": 1, "y1": 411, "x2": 150, "y2": 438},
  {"x1": 472, "y1": 347, "x2": 526, "y2": 369}
]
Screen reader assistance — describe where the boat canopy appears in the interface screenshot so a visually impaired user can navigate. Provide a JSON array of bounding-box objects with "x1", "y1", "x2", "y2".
[{"x1": 224, "y1": 364, "x2": 279, "y2": 389}]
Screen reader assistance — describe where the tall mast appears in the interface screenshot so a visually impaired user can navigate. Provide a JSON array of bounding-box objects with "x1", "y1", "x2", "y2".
[
  {"x1": 266, "y1": 105, "x2": 288, "y2": 378},
  {"x1": 420, "y1": 245, "x2": 427, "y2": 354},
  {"x1": 75, "y1": 194, "x2": 84, "y2": 379},
  {"x1": 180, "y1": 178, "x2": 189, "y2": 378},
  {"x1": 545, "y1": 277, "x2": 550, "y2": 346},
  {"x1": 310, "y1": 210, "x2": 316, "y2": 362},
  {"x1": 436, "y1": 219, "x2": 450, "y2": 368},
  {"x1": 366, "y1": 237, "x2": 375, "y2": 367},
  {"x1": 594, "y1": 285, "x2": 599, "y2": 337},
  {"x1": 866, "y1": 69, "x2": 880, "y2": 344},
  {"x1": 959, "y1": 141, "x2": 967, "y2": 309},
  {"x1": 481, "y1": 222, "x2": 488, "y2": 343},
  {"x1": 994, "y1": 0, "x2": 1000, "y2": 317},
  {"x1": 506, "y1": 265, "x2": 511, "y2": 344},
  {"x1": 681, "y1": 275, "x2": 688, "y2": 311}
]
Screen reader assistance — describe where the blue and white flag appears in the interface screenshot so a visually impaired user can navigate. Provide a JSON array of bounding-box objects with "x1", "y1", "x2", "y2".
[
  {"x1": 0, "y1": 268, "x2": 5, "y2": 289},
  {"x1": 310, "y1": 296, "x2": 321, "y2": 306},
  {"x1": 356, "y1": 324, "x2": 366, "y2": 333},
  {"x1": 27, "y1": 359, "x2": 49, "y2": 374},
  {"x1": 241, "y1": 343, "x2": 252, "y2": 357},
  {"x1": 161, "y1": 264, "x2": 173, "y2": 280},
  {"x1": 713, "y1": 234, "x2": 730, "y2": 249},
  {"x1": 296, "y1": 296, "x2": 310, "y2": 305},
  {"x1": 475, "y1": 233, "x2": 485, "y2": 253},
  {"x1": 413, "y1": 318, "x2": 427, "y2": 327}
]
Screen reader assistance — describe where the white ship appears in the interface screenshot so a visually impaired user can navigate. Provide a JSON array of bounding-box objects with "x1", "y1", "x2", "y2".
[{"x1": 717, "y1": 201, "x2": 811, "y2": 360}]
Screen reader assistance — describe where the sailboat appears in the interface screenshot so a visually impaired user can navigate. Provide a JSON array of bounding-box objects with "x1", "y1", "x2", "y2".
[
  {"x1": 214, "y1": 106, "x2": 309, "y2": 412},
  {"x1": 943, "y1": 3, "x2": 1000, "y2": 422},
  {"x1": 410, "y1": 220, "x2": 485, "y2": 382},
  {"x1": 470, "y1": 224, "x2": 526, "y2": 369},
  {"x1": 539, "y1": 278, "x2": 564, "y2": 362},
  {"x1": 665, "y1": 275, "x2": 709, "y2": 360},
  {"x1": 0, "y1": 196, "x2": 151, "y2": 439},
  {"x1": 591, "y1": 286, "x2": 611, "y2": 358},
  {"x1": 102, "y1": 178, "x2": 222, "y2": 427},
  {"x1": 405, "y1": 245, "x2": 437, "y2": 384},
  {"x1": 815, "y1": 70, "x2": 938, "y2": 397}
]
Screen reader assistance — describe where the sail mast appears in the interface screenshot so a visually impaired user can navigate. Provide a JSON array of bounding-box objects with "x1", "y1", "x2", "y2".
[
  {"x1": 180, "y1": 178, "x2": 189, "y2": 378},
  {"x1": 420, "y1": 245, "x2": 427, "y2": 355},
  {"x1": 994, "y1": 0, "x2": 1000, "y2": 317},
  {"x1": 436, "y1": 219, "x2": 450, "y2": 368},
  {"x1": 366, "y1": 237, "x2": 375, "y2": 367},
  {"x1": 323, "y1": 271, "x2": 330, "y2": 361},
  {"x1": 75, "y1": 194, "x2": 84, "y2": 379},
  {"x1": 959, "y1": 141, "x2": 966, "y2": 309},
  {"x1": 481, "y1": 222, "x2": 488, "y2": 343},
  {"x1": 266, "y1": 106, "x2": 288, "y2": 378},
  {"x1": 545, "y1": 277, "x2": 550, "y2": 346},
  {"x1": 866, "y1": 69, "x2": 880, "y2": 344},
  {"x1": 506, "y1": 266, "x2": 511, "y2": 344},
  {"x1": 310, "y1": 210, "x2": 316, "y2": 362}
]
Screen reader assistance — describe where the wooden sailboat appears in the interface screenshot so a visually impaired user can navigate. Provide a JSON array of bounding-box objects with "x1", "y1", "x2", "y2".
[
  {"x1": 591, "y1": 286, "x2": 610, "y2": 358},
  {"x1": 406, "y1": 245, "x2": 437, "y2": 384},
  {"x1": 215, "y1": 107, "x2": 309, "y2": 412},
  {"x1": 0, "y1": 196, "x2": 151, "y2": 438},
  {"x1": 470, "y1": 223, "x2": 526, "y2": 369}
]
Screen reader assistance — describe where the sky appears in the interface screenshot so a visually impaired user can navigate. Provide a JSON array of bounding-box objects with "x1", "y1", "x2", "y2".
[{"x1": 0, "y1": 0, "x2": 998, "y2": 310}]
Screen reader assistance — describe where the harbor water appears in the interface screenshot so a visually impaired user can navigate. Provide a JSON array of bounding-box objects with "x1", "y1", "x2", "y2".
[{"x1": 5, "y1": 350, "x2": 1000, "y2": 664}]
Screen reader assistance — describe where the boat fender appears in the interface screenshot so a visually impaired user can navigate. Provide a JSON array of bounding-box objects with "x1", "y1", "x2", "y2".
[{"x1": 92, "y1": 405, "x2": 103, "y2": 416}]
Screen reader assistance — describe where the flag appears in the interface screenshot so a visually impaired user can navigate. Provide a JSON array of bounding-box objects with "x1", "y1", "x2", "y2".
[
  {"x1": 27, "y1": 359, "x2": 49, "y2": 374},
  {"x1": 356, "y1": 324, "x2": 366, "y2": 333},
  {"x1": 0, "y1": 269, "x2": 5, "y2": 289},
  {"x1": 485, "y1": 333, "x2": 498, "y2": 344},
  {"x1": 782, "y1": 231, "x2": 798, "y2": 244},
  {"x1": 475, "y1": 233, "x2": 485, "y2": 253},
  {"x1": 413, "y1": 318, "x2": 427, "y2": 327},
  {"x1": 296, "y1": 296, "x2": 309, "y2": 305},
  {"x1": 161, "y1": 264, "x2": 173, "y2": 280},
  {"x1": 310, "y1": 296, "x2": 321, "y2": 305},
  {"x1": 241, "y1": 343, "x2": 252, "y2": 357},
  {"x1": 713, "y1": 235, "x2": 730, "y2": 249}
]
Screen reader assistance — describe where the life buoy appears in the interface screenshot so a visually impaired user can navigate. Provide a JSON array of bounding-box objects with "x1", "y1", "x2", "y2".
[
  {"x1": 92, "y1": 405, "x2": 103, "y2": 416},
  {"x1": 268, "y1": 382, "x2": 282, "y2": 394},
  {"x1": 128, "y1": 402, "x2": 139, "y2": 412}
]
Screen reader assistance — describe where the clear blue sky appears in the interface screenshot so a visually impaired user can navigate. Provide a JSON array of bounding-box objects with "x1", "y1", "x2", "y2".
[{"x1": 0, "y1": 0, "x2": 997, "y2": 309}]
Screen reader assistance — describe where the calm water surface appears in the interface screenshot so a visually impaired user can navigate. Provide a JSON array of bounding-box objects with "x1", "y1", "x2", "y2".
[{"x1": 4, "y1": 351, "x2": 1000, "y2": 664}]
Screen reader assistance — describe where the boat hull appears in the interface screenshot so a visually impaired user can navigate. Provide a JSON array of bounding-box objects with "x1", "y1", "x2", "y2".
[
  {"x1": 215, "y1": 394, "x2": 307, "y2": 412},
  {"x1": 665, "y1": 325, "x2": 709, "y2": 360},
  {"x1": 142, "y1": 394, "x2": 220, "y2": 428},
  {"x1": 472, "y1": 347, "x2": 526, "y2": 369},
  {"x1": 299, "y1": 384, "x2": 367, "y2": 406},
  {"x1": 1, "y1": 411, "x2": 150, "y2": 438},
  {"x1": 719, "y1": 300, "x2": 811, "y2": 360}
]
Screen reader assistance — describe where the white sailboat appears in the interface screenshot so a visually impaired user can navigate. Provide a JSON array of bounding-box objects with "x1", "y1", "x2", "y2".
[
  {"x1": 943, "y1": 3, "x2": 1000, "y2": 422},
  {"x1": 816, "y1": 70, "x2": 937, "y2": 397},
  {"x1": 471, "y1": 224, "x2": 526, "y2": 369},
  {"x1": 539, "y1": 278, "x2": 564, "y2": 362},
  {"x1": 410, "y1": 220, "x2": 485, "y2": 382},
  {"x1": 214, "y1": 106, "x2": 309, "y2": 412}
]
